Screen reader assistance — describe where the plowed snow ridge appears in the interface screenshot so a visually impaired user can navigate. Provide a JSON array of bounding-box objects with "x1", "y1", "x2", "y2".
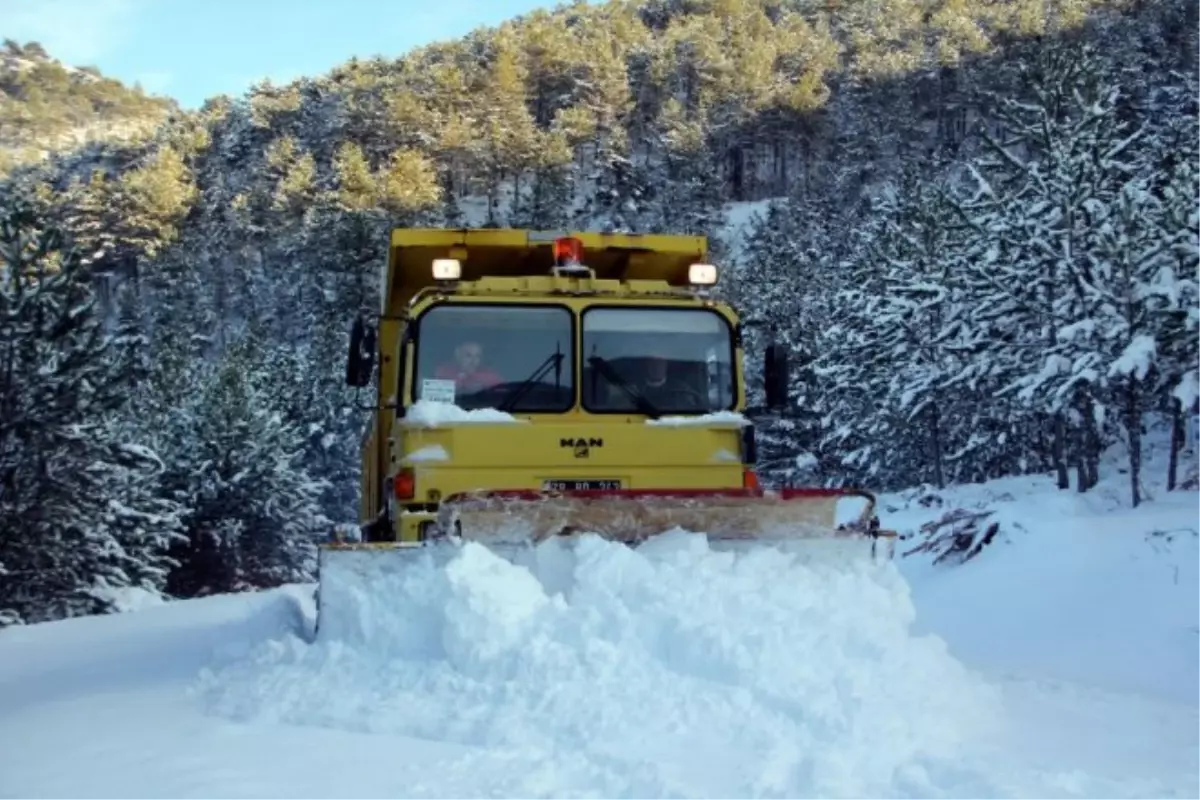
[{"x1": 198, "y1": 532, "x2": 1006, "y2": 797}]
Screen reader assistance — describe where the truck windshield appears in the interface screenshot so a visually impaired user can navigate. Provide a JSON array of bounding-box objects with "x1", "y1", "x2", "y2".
[
  {"x1": 412, "y1": 303, "x2": 574, "y2": 413},
  {"x1": 581, "y1": 307, "x2": 736, "y2": 415}
]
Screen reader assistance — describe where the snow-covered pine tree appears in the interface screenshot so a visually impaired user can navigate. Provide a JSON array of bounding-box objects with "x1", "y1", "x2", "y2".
[
  {"x1": 648, "y1": 99, "x2": 726, "y2": 236},
  {"x1": 867, "y1": 170, "x2": 973, "y2": 490},
  {"x1": 1140, "y1": 81, "x2": 1200, "y2": 490},
  {"x1": 86, "y1": 414, "x2": 189, "y2": 611},
  {"x1": 731, "y1": 201, "x2": 802, "y2": 483},
  {"x1": 296, "y1": 297, "x2": 367, "y2": 524},
  {"x1": 164, "y1": 329, "x2": 329, "y2": 598},
  {"x1": 0, "y1": 198, "x2": 186, "y2": 627},
  {"x1": 731, "y1": 198, "x2": 842, "y2": 486},
  {"x1": 568, "y1": 22, "x2": 647, "y2": 232},
  {"x1": 805, "y1": 193, "x2": 911, "y2": 490},
  {"x1": 1092, "y1": 175, "x2": 1178, "y2": 506},
  {"x1": 964, "y1": 41, "x2": 1142, "y2": 493}
]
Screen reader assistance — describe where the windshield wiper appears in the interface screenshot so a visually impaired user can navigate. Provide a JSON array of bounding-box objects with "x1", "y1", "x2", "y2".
[
  {"x1": 587, "y1": 355, "x2": 662, "y2": 419},
  {"x1": 500, "y1": 342, "x2": 565, "y2": 412}
]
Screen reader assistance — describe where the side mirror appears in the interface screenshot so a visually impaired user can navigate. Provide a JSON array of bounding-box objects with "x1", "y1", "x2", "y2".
[
  {"x1": 346, "y1": 315, "x2": 377, "y2": 388},
  {"x1": 764, "y1": 343, "x2": 790, "y2": 409}
]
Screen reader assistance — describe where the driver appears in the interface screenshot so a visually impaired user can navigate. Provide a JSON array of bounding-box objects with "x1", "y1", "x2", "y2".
[{"x1": 435, "y1": 339, "x2": 503, "y2": 393}]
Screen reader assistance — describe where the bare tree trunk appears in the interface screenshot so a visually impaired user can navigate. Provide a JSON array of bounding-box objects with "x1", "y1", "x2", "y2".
[
  {"x1": 1084, "y1": 418, "x2": 1101, "y2": 490},
  {"x1": 1124, "y1": 380, "x2": 1142, "y2": 507},
  {"x1": 1053, "y1": 412, "x2": 1070, "y2": 489},
  {"x1": 930, "y1": 399, "x2": 945, "y2": 489},
  {"x1": 1168, "y1": 397, "x2": 1183, "y2": 491},
  {"x1": 1075, "y1": 394, "x2": 1100, "y2": 491}
]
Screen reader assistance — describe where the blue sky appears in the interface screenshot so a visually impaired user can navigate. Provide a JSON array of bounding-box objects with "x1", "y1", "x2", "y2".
[{"x1": 0, "y1": 0, "x2": 572, "y2": 109}]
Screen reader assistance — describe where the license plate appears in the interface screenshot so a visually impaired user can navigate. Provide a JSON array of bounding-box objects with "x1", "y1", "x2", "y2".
[{"x1": 542, "y1": 479, "x2": 623, "y2": 491}]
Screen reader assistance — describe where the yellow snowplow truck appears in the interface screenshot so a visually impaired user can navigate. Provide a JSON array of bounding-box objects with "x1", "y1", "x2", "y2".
[{"x1": 317, "y1": 228, "x2": 894, "y2": 636}]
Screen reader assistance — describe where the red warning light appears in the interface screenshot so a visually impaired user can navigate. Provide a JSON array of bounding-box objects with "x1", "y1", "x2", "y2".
[{"x1": 553, "y1": 237, "x2": 584, "y2": 266}]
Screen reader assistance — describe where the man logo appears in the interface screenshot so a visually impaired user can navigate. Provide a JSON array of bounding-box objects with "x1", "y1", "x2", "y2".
[{"x1": 560, "y1": 436, "x2": 603, "y2": 458}]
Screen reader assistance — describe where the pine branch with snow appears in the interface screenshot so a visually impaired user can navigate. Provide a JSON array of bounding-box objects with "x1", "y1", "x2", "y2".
[
  {"x1": 162, "y1": 331, "x2": 330, "y2": 598},
  {"x1": 0, "y1": 197, "x2": 186, "y2": 626}
]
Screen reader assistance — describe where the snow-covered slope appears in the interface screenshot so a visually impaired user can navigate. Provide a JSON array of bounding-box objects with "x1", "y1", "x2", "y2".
[
  {"x1": 895, "y1": 476, "x2": 1198, "y2": 706},
  {"x1": 1, "y1": 437, "x2": 1196, "y2": 798}
]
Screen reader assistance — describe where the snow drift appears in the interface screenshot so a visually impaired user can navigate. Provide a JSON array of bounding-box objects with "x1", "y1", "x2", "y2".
[{"x1": 198, "y1": 532, "x2": 1004, "y2": 797}]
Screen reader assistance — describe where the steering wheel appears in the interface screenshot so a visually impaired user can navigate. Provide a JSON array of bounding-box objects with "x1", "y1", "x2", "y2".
[
  {"x1": 463, "y1": 381, "x2": 567, "y2": 411},
  {"x1": 669, "y1": 383, "x2": 713, "y2": 409},
  {"x1": 458, "y1": 383, "x2": 515, "y2": 407}
]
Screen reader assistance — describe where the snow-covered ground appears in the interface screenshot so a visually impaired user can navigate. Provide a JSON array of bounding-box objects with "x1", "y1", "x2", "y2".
[{"x1": 1, "y1": 427, "x2": 1195, "y2": 798}]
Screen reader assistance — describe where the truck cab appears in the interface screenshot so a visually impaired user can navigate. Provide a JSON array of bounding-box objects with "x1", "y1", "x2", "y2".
[{"x1": 345, "y1": 228, "x2": 791, "y2": 545}]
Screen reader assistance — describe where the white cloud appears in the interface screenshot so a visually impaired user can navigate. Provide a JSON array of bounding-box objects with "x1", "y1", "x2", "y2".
[{"x1": 0, "y1": 0, "x2": 140, "y2": 65}]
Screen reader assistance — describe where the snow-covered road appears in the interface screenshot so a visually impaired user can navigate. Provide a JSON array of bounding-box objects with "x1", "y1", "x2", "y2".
[{"x1": 1, "y1": 468, "x2": 1195, "y2": 799}]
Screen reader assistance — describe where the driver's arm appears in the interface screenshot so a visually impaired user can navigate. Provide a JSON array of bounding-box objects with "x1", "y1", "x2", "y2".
[{"x1": 477, "y1": 367, "x2": 504, "y2": 387}]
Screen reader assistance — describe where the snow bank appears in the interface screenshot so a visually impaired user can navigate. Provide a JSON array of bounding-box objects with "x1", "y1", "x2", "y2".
[
  {"x1": 0, "y1": 586, "x2": 486, "y2": 799},
  {"x1": 0, "y1": 586, "x2": 312, "y2": 722},
  {"x1": 890, "y1": 479, "x2": 1200, "y2": 706},
  {"x1": 402, "y1": 444, "x2": 449, "y2": 463},
  {"x1": 199, "y1": 533, "x2": 1006, "y2": 797},
  {"x1": 401, "y1": 400, "x2": 526, "y2": 427},
  {"x1": 879, "y1": 416, "x2": 1199, "y2": 707},
  {"x1": 646, "y1": 410, "x2": 749, "y2": 427},
  {"x1": 88, "y1": 584, "x2": 169, "y2": 613}
]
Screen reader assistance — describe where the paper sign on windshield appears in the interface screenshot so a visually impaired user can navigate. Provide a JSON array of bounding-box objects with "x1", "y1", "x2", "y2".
[{"x1": 421, "y1": 378, "x2": 457, "y2": 404}]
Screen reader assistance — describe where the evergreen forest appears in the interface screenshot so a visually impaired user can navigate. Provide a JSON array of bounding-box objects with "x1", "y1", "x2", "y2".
[{"x1": 0, "y1": 0, "x2": 1195, "y2": 626}]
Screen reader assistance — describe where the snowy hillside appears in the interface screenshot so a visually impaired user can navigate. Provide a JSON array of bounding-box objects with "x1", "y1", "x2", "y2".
[
  {"x1": 0, "y1": 40, "x2": 174, "y2": 174},
  {"x1": 1, "y1": 431, "x2": 1195, "y2": 798}
]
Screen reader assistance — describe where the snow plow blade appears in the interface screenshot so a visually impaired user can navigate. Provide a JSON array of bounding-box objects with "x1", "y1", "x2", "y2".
[
  {"x1": 313, "y1": 488, "x2": 896, "y2": 642},
  {"x1": 433, "y1": 487, "x2": 895, "y2": 549}
]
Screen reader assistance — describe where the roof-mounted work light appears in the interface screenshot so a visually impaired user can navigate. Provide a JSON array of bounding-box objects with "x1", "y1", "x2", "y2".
[
  {"x1": 432, "y1": 258, "x2": 462, "y2": 281},
  {"x1": 688, "y1": 263, "x2": 719, "y2": 286}
]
